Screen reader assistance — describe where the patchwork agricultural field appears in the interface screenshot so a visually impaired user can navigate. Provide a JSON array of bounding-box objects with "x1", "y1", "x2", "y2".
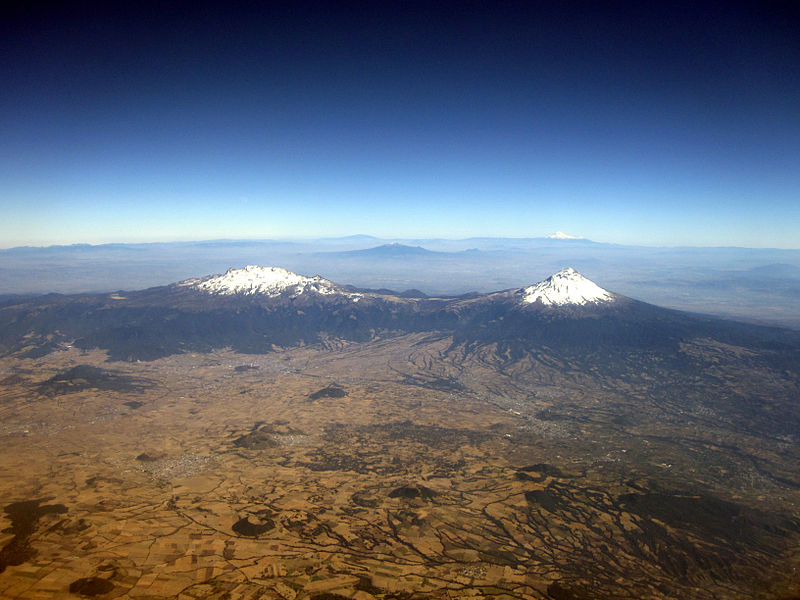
[{"x1": 0, "y1": 336, "x2": 799, "y2": 599}]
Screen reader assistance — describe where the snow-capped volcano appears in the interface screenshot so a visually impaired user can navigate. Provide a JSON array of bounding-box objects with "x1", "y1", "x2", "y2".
[
  {"x1": 180, "y1": 266, "x2": 341, "y2": 297},
  {"x1": 6, "y1": 263, "x2": 800, "y2": 371},
  {"x1": 521, "y1": 268, "x2": 614, "y2": 306},
  {"x1": 547, "y1": 231, "x2": 583, "y2": 240}
]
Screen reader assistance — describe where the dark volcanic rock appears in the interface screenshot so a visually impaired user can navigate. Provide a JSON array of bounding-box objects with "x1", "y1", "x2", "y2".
[
  {"x1": 135, "y1": 453, "x2": 165, "y2": 462},
  {"x1": 233, "y1": 430, "x2": 279, "y2": 450},
  {"x1": 0, "y1": 499, "x2": 67, "y2": 573},
  {"x1": 351, "y1": 491, "x2": 381, "y2": 508},
  {"x1": 232, "y1": 515, "x2": 275, "y2": 537},
  {"x1": 309, "y1": 385, "x2": 346, "y2": 400},
  {"x1": 525, "y1": 489, "x2": 568, "y2": 513},
  {"x1": 547, "y1": 582, "x2": 587, "y2": 600},
  {"x1": 618, "y1": 492, "x2": 800, "y2": 545},
  {"x1": 388, "y1": 485, "x2": 437, "y2": 500},
  {"x1": 37, "y1": 365, "x2": 152, "y2": 396},
  {"x1": 69, "y1": 577, "x2": 114, "y2": 596}
]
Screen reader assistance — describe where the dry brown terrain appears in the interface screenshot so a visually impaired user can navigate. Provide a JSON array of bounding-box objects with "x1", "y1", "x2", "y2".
[{"x1": 0, "y1": 336, "x2": 798, "y2": 600}]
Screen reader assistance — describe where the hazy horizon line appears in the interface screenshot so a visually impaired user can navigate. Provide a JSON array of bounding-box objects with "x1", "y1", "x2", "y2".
[{"x1": 2, "y1": 234, "x2": 799, "y2": 252}]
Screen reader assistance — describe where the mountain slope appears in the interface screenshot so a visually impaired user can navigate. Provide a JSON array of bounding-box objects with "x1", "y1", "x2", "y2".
[{"x1": 1, "y1": 266, "x2": 799, "y2": 369}]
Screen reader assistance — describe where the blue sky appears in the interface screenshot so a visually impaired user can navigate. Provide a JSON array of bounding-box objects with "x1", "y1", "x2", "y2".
[{"x1": 1, "y1": 1, "x2": 798, "y2": 248}]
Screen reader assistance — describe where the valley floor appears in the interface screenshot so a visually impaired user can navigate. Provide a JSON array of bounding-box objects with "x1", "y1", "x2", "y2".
[{"x1": 0, "y1": 337, "x2": 798, "y2": 600}]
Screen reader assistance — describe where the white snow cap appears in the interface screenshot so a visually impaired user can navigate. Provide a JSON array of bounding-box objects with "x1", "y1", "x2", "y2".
[
  {"x1": 181, "y1": 265, "x2": 339, "y2": 297},
  {"x1": 521, "y1": 268, "x2": 614, "y2": 306},
  {"x1": 547, "y1": 231, "x2": 583, "y2": 239}
]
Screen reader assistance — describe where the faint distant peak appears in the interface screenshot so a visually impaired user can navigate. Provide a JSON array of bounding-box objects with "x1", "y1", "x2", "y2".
[
  {"x1": 547, "y1": 231, "x2": 584, "y2": 240},
  {"x1": 375, "y1": 242, "x2": 430, "y2": 252},
  {"x1": 180, "y1": 265, "x2": 346, "y2": 297},
  {"x1": 338, "y1": 243, "x2": 440, "y2": 257},
  {"x1": 521, "y1": 267, "x2": 614, "y2": 306}
]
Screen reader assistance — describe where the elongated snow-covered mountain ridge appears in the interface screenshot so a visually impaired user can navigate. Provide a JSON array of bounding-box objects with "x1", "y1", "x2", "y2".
[
  {"x1": 179, "y1": 265, "x2": 351, "y2": 297},
  {"x1": 180, "y1": 265, "x2": 615, "y2": 306}
]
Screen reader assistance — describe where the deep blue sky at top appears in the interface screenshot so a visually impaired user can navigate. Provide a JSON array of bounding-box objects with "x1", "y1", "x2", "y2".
[{"x1": 1, "y1": 1, "x2": 798, "y2": 247}]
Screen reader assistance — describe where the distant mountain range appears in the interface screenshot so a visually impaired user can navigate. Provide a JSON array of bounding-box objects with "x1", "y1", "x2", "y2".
[
  {"x1": 0, "y1": 234, "x2": 595, "y2": 253},
  {"x1": 2, "y1": 238, "x2": 800, "y2": 329},
  {"x1": 2, "y1": 267, "x2": 798, "y2": 386}
]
